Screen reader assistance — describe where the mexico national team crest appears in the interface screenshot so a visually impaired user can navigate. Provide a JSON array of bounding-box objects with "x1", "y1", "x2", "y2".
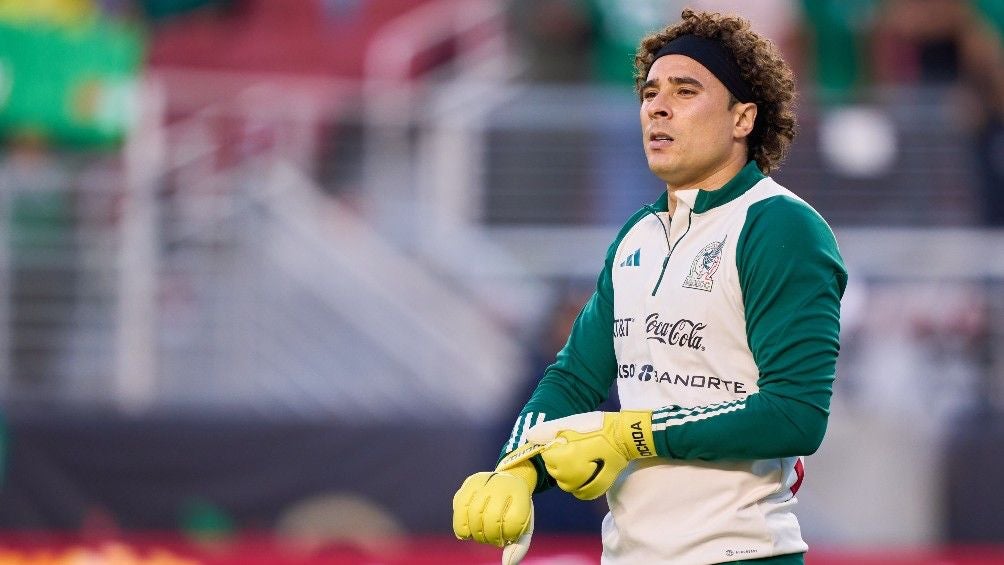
[{"x1": 683, "y1": 237, "x2": 726, "y2": 292}]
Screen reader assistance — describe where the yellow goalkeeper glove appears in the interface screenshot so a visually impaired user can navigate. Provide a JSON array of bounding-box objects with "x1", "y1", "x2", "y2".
[
  {"x1": 453, "y1": 439, "x2": 567, "y2": 564},
  {"x1": 525, "y1": 411, "x2": 657, "y2": 500},
  {"x1": 452, "y1": 457, "x2": 537, "y2": 549}
]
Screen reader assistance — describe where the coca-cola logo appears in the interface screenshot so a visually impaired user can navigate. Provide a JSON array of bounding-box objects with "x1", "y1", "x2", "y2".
[{"x1": 645, "y1": 313, "x2": 707, "y2": 351}]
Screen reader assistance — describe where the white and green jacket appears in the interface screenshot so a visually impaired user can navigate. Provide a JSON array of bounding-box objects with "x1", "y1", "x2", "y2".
[{"x1": 503, "y1": 161, "x2": 847, "y2": 564}]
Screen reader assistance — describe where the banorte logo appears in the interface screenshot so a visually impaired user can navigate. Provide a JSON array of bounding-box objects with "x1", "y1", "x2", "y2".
[
  {"x1": 645, "y1": 313, "x2": 707, "y2": 351},
  {"x1": 638, "y1": 364, "x2": 655, "y2": 381}
]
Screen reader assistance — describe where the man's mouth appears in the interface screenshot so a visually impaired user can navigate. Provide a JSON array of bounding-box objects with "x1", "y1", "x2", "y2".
[{"x1": 648, "y1": 132, "x2": 674, "y2": 149}]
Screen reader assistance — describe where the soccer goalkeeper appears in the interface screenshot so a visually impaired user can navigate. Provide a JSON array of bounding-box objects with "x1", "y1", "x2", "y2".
[{"x1": 453, "y1": 8, "x2": 847, "y2": 565}]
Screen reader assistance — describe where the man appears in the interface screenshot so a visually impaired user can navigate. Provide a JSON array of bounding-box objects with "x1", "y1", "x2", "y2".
[{"x1": 454, "y1": 9, "x2": 847, "y2": 565}]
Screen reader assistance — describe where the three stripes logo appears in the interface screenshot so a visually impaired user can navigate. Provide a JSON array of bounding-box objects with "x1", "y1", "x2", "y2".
[
  {"x1": 619, "y1": 248, "x2": 641, "y2": 267},
  {"x1": 651, "y1": 400, "x2": 746, "y2": 430},
  {"x1": 504, "y1": 412, "x2": 547, "y2": 453}
]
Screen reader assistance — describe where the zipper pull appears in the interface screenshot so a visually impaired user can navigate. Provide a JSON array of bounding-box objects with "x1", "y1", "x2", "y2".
[{"x1": 652, "y1": 255, "x2": 671, "y2": 296}]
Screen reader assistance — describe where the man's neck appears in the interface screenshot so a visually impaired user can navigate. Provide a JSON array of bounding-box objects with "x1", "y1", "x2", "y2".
[{"x1": 665, "y1": 153, "x2": 747, "y2": 217}]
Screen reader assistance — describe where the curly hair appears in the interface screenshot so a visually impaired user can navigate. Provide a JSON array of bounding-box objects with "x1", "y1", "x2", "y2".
[{"x1": 634, "y1": 9, "x2": 797, "y2": 173}]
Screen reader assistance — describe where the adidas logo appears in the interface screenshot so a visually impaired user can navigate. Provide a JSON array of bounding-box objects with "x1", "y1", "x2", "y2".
[{"x1": 619, "y1": 248, "x2": 641, "y2": 267}]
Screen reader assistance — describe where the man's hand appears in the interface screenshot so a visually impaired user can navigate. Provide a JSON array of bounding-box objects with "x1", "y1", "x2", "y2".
[
  {"x1": 525, "y1": 411, "x2": 657, "y2": 500},
  {"x1": 452, "y1": 460, "x2": 537, "y2": 549}
]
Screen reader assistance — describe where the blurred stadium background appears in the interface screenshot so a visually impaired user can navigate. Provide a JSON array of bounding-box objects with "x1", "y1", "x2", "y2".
[{"x1": 1, "y1": 0, "x2": 1003, "y2": 563}]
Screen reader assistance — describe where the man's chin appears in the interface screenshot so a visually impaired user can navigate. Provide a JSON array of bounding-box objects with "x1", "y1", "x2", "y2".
[{"x1": 646, "y1": 161, "x2": 680, "y2": 183}]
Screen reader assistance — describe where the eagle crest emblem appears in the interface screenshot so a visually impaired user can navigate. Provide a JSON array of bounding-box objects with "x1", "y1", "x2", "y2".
[{"x1": 683, "y1": 237, "x2": 726, "y2": 292}]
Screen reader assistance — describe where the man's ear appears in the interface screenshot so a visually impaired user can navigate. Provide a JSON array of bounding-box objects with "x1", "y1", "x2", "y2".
[{"x1": 734, "y1": 102, "x2": 757, "y2": 139}]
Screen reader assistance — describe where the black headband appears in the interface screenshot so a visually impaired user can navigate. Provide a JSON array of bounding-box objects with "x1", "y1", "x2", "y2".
[{"x1": 653, "y1": 34, "x2": 755, "y2": 103}]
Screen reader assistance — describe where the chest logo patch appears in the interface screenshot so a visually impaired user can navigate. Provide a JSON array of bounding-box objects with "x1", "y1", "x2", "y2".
[{"x1": 683, "y1": 237, "x2": 726, "y2": 292}]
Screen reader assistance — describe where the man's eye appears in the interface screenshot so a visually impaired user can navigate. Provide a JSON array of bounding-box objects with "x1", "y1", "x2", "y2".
[
  {"x1": 678, "y1": 89, "x2": 696, "y2": 96},
  {"x1": 643, "y1": 90, "x2": 657, "y2": 100}
]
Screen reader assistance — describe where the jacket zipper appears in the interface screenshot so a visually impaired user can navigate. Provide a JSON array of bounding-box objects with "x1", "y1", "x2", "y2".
[{"x1": 650, "y1": 209, "x2": 693, "y2": 296}]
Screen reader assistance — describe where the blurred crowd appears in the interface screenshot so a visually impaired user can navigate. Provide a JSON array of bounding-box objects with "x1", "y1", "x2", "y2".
[
  {"x1": 1, "y1": 0, "x2": 1002, "y2": 221},
  {"x1": 507, "y1": 0, "x2": 1004, "y2": 224}
]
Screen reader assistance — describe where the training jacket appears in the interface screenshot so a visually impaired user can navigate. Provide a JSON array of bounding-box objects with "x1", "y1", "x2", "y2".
[{"x1": 502, "y1": 161, "x2": 847, "y2": 564}]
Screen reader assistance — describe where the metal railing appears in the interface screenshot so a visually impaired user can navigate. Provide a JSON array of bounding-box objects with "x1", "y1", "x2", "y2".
[
  {"x1": 0, "y1": 74, "x2": 528, "y2": 420},
  {"x1": 1, "y1": 63, "x2": 999, "y2": 417}
]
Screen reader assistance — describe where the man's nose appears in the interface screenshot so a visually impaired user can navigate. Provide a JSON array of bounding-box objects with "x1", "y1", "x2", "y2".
[{"x1": 648, "y1": 96, "x2": 671, "y2": 119}]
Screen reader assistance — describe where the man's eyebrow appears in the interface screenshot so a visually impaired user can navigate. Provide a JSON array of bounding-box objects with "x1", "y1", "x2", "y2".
[
  {"x1": 667, "y1": 76, "x2": 704, "y2": 88},
  {"x1": 641, "y1": 76, "x2": 705, "y2": 90}
]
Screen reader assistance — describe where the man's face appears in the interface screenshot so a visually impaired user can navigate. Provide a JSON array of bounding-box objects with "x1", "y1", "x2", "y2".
[{"x1": 640, "y1": 54, "x2": 746, "y2": 188}]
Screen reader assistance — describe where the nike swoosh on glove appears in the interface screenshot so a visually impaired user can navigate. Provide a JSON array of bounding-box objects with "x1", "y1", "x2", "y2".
[{"x1": 525, "y1": 411, "x2": 657, "y2": 500}]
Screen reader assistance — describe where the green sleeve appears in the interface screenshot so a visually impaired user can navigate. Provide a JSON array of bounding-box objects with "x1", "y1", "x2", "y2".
[
  {"x1": 499, "y1": 208, "x2": 650, "y2": 489},
  {"x1": 653, "y1": 196, "x2": 847, "y2": 460}
]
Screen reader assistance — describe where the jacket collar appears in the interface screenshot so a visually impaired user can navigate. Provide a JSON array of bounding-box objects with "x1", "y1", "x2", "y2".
[{"x1": 649, "y1": 160, "x2": 765, "y2": 214}]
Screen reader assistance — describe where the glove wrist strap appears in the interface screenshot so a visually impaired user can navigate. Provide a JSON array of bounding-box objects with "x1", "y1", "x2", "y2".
[
  {"x1": 619, "y1": 410, "x2": 657, "y2": 459},
  {"x1": 495, "y1": 459, "x2": 537, "y2": 491}
]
